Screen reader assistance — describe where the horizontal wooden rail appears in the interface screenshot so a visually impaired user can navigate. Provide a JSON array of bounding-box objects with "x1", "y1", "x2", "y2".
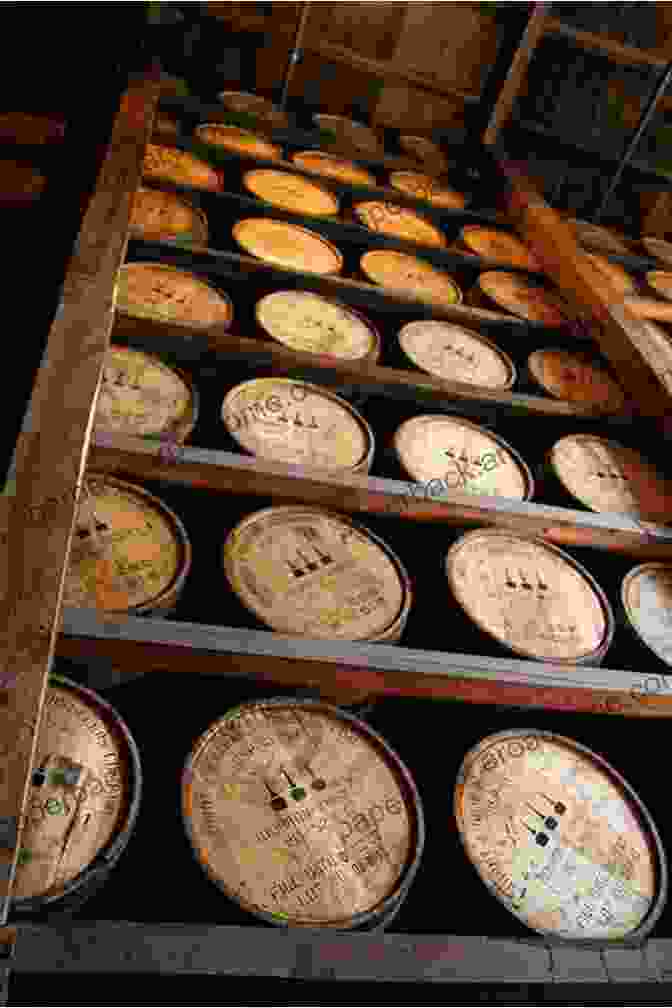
[
  {"x1": 544, "y1": 16, "x2": 669, "y2": 68},
  {"x1": 58, "y1": 608, "x2": 672, "y2": 719},
  {"x1": 88, "y1": 434, "x2": 672, "y2": 560},
  {"x1": 113, "y1": 314, "x2": 605, "y2": 419}
]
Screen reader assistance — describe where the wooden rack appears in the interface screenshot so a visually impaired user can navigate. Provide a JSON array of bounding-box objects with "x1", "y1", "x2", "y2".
[{"x1": 6, "y1": 26, "x2": 672, "y2": 998}]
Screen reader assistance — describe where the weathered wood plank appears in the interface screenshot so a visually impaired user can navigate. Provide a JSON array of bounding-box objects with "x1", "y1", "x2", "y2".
[
  {"x1": 500, "y1": 165, "x2": 672, "y2": 422},
  {"x1": 0, "y1": 70, "x2": 159, "y2": 919},
  {"x1": 88, "y1": 434, "x2": 672, "y2": 560},
  {"x1": 58, "y1": 609, "x2": 672, "y2": 720},
  {"x1": 113, "y1": 314, "x2": 601, "y2": 419},
  {"x1": 483, "y1": 5, "x2": 550, "y2": 146}
]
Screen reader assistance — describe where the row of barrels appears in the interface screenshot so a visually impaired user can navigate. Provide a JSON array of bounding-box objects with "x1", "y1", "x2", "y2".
[{"x1": 8, "y1": 675, "x2": 665, "y2": 945}]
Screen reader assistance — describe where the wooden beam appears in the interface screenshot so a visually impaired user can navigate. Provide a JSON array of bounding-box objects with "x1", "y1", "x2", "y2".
[
  {"x1": 483, "y1": 5, "x2": 550, "y2": 146},
  {"x1": 88, "y1": 434, "x2": 672, "y2": 561},
  {"x1": 113, "y1": 314, "x2": 602, "y2": 419},
  {"x1": 544, "y1": 16, "x2": 669, "y2": 68},
  {"x1": 499, "y1": 166, "x2": 672, "y2": 422},
  {"x1": 0, "y1": 70, "x2": 158, "y2": 919},
  {"x1": 57, "y1": 609, "x2": 672, "y2": 719}
]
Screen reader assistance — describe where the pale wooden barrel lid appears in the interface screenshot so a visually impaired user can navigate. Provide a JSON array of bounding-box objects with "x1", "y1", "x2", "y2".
[
  {"x1": 183, "y1": 699, "x2": 420, "y2": 926},
  {"x1": 394, "y1": 415, "x2": 531, "y2": 500},
  {"x1": 64, "y1": 476, "x2": 188, "y2": 613},
  {"x1": 10, "y1": 682, "x2": 131, "y2": 902},
  {"x1": 460, "y1": 226, "x2": 538, "y2": 271},
  {"x1": 646, "y1": 271, "x2": 672, "y2": 302},
  {"x1": 454, "y1": 730, "x2": 659, "y2": 940},
  {"x1": 142, "y1": 143, "x2": 221, "y2": 192},
  {"x1": 291, "y1": 151, "x2": 376, "y2": 187},
  {"x1": 626, "y1": 318, "x2": 672, "y2": 397},
  {"x1": 642, "y1": 236, "x2": 672, "y2": 267},
  {"x1": 398, "y1": 319, "x2": 515, "y2": 388},
  {"x1": 570, "y1": 219, "x2": 631, "y2": 255},
  {"x1": 360, "y1": 249, "x2": 462, "y2": 306},
  {"x1": 243, "y1": 168, "x2": 339, "y2": 217},
  {"x1": 221, "y1": 377, "x2": 374, "y2": 472},
  {"x1": 622, "y1": 563, "x2": 672, "y2": 667},
  {"x1": 389, "y1": 171, "x2": 465, "y2": 210},
  {"x1": 216, "y1": 91, "x2": 288, "y2": 129},
  {"x1": 353, "y1": 201, "x2": 446, "y2": 248},
  {"x1": 550, "y1": 434, "x2": 672, "y2": 522},
  {"x1": 477, "y1": 273, "x2": 567, "y2": 325},
  {"x1": 129, "y1": 186, "x2": 209, "y2": 244},
  {"x1": 195, "y1": 124, "x2": 282, "y2": 161},
  {"x1": 314, "y1": 115, "x2": 380, "y2": 153},
  {"x1": 256, "y1": 290, "x2": 379, "y2": 360},
  {"x1": 233, "y1": 218, "x2": 343, "y2": 274},
  {"x1": 527, "y1": 349, "x2": 625, "y2": 411},
  {"x1": 223, "y1": 506, "x2": 410, "y2": 640},
  {"x1": 93, "y1": 346, "x2": 195, "y2": 439},
  {"x1": 445, "y1": 530, "x2": 611, "y2": 662},
  {"x1": 398, "y1": 136, "x2": 448, "y2": 172},
  {"x1": 116, "y1": 263, "x2": 232, "y2": 327},
  {"x1": 583, "y1": 252, "x2": 637, "y2": 296}
]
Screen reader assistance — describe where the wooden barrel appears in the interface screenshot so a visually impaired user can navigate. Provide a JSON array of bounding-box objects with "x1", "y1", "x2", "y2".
[
  {"x1": 642, "y1": 236, "x2": 672, "y2": 267},
  {"x1": 445, "y1": 529, "x2": 615, "y2": 665},
  {"x1": 547, "y1": 434, "x2": 672, "y2": 523},
  {"x1": 142, "y1": 143, "x2": 222, "y2": 192},
  {"x1": 467, "y1": 272, "x2": 568, "y2": 326},
  {"x1": 242, "y1": 168, "x2": 340, "y2": 217},
  {"x1": 217, "y1": 91, "x2": 288, "y2": 130},
  {"x1": 115, "y1": 263, "x2": 233, "y2": 328},
  {"x1": 645, "y1": 271, "x2": 672, "y2": 302},
  {"x1": 583, "y1": 251, "x2": 637, "y2": 296},
  {"x1": 9, "y1": 674, "x2": 141, "y2": 918},
  {"x1": 313, "y1": 115, "x2": 380, "y2": 154},
  {"x1": 621, "y1": 563, "x2": 672, "y2": 669},
  {"x1": 388, "y1": 171, "x2": 465, "y2": 210},
  {"x1": 129, "y1": 186, "x2": 209, "y2": 245},
  {"x1": 223, "y1": 505, "x2": 412, "y2": 644},
  {"x1": 392, "y1": 415, "x2": 533, "y2": 501},
  {"x1": 291, "y1": 151, "x2": 376, "y2": 188},
  {"x1": 153, "y1": 116, "x2": 181, "y2": 144},
  {"x1": 352, "y1": 200, "x2": 447, "y2": 249},
  {"x1": 398, "y1": 135, "x2": 448, "y2": 173},
  {"x1": 182, "y1": 698, "x2": 424, "y2": 929},
  {"x1": 397, "y1": 319, "x2": 515, "y2": 389},
  {"x1": 232, "y1": 218, "x2": 343, "y2": 275},
  {"x1": 455, "y1": 729, "x2": 666, "y2": 941},
  {"x1": 221, "y1": 377, "x2": 375, "y2": 475},
  {"x1": 63, "y1": 475, "x2": 192, "y2": 618},
  {"x1": 526, "y1": 349, "x2": 625, "y2": 412},
  {"x1": 624, "y1": 318, "x2": 672, "y2": 398},
  {"x1": 360, "y1": 249, "x2": 462, "y2": 307},
  {"x1": 194, "y1": 124, "x2": 283, "y2": 162},
  {"x1": 569, "y1": 218, "x2": 631, "y2": 256},
  {"x1": 256, "y1": 290, "x2": 381, "y2": 363},
  {"x1": 93, "y1": 345, "x2": 198, "y2": 444},
  {"x1": 456, "y1": 226, "x2": 538, "y2": 271}
]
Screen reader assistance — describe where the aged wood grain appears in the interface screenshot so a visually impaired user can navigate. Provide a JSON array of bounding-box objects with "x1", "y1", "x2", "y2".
[
  {"x1": 88, "y1": 434, "x2": 672, "y2": 561},
  {"x1": 500, "y1": 167, "x2": 672, "y2": 422},
  {"x1": 113, "y1": 314, "x2": 604, "y2": 419},
  {"x1": 483, "y1": 5, "x2": 550, "y2": 146},
  {"x1": 57, "y1": 610, "x2": 672, "y2": 719},
  {"x1": 0, "y1": 70, "x2": 159, "y2": 919}
]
